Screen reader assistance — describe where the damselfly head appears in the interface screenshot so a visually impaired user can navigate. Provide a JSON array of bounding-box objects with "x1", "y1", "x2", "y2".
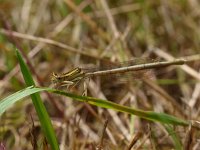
[{"x1": 51, "y1": 72, "x2": 60, "y2": 83}]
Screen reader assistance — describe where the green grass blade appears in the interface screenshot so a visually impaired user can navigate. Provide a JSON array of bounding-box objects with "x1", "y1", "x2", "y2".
[
  {"x1": 50, "y1": 89, "x2": 189, "y2": 126},
  {"x1": 164, "y1": 124, "x2": 182, "y2": 150},
  {"x1": 0, "y1": 86, "x2": 47, "y2": 115},
  {"x1": 15, "y1": 49, "x2": 59, "y2": 150},
  {"x1": 1, "y1": 85, "x2": 189, "y2": 127}
]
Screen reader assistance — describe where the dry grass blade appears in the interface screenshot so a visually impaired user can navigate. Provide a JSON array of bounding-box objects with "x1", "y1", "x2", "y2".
[
  {"x1": 183, "y1": 124, "x2": 195, "y2": 150},
  {"x1": 65, "y1": 0, "x2": 110, "y2": 42},
  {"x1": 126, "y1": 131, "x2": 142, "y2": 150},
  {"x1": 96, "y1": 120, "x2": 108, "y2": 150}
]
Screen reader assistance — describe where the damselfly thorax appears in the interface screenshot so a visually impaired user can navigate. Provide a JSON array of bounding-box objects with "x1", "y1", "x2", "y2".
[{"x1": 51, "y1": 67, "x2": 85, "y2": 88}]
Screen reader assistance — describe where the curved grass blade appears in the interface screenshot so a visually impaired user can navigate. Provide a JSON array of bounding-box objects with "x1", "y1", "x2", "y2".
[
  {"x1": 50, "y1": 89, "x2": 189, "y2": 126},
  {"x1": 15, "y1": 49, "x2": 59, "y2": 150},
  {"x1": 0, "y1": 86, "x2": 47, "y2": 115},
  {"x1": 0, "y1": 86, "x2": 189, "y2": 127}
]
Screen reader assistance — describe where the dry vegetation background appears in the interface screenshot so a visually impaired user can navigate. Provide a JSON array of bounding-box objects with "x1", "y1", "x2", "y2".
[{"x1": 0, "y1": 0, "x2": 200, "y2": 149}]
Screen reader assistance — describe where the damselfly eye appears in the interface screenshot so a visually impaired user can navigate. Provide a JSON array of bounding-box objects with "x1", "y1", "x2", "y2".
[{"x1": 52, "y1": 72, "x2": 58, "y2": 76}]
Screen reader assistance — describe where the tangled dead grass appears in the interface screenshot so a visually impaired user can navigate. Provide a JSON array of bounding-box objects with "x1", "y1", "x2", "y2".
[{"x1": 0, "y1": 0, "x2": 200, "y2": 149}]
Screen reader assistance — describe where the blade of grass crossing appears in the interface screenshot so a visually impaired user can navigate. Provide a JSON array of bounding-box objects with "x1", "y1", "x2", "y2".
[
  {"x1": 15, "y1": 49, "x2": 59, "y2": 150},
  {"x1": 51, "y1": 89, "x2": 189, "y2": 126},
  {"x1": 2, "y1": 83, "x2": 188, "y2": 127},
  {"x1": 0, "y1": 86, "x2": 190, "y2": 130}
]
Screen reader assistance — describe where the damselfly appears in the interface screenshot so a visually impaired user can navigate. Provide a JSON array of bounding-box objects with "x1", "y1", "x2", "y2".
[{"x1": 51, "y1": 58, "x2": 186, "y2": 88}]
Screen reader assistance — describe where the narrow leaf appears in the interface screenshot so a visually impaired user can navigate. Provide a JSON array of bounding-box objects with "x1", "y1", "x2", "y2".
[{"x1": 15, "y1": 49, "x2": 59, "y2": 150}]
